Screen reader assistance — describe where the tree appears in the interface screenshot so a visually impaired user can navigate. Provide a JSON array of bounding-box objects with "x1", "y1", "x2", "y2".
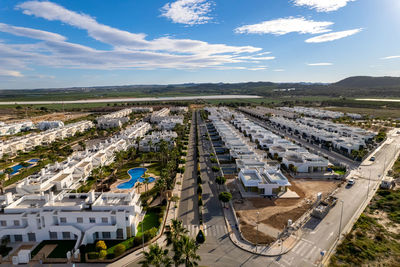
[
  {"x1": 155, "y1": 176, "x2": 168, "y2": 201},
  {"x1": 78, "y1": 140, "x2": 86, "y2": 150},
  {"x1": 139, "y1": 243, "x2": 172, "y2": 267},
  {"x1": 143, "y1": 177, "x2": 150, "y2": 192},
  {"x1": 4, "y1": 168, "x2": 13, "y2": 175},
  {"x1": 180, "y1": 235, "x2": 201, "y2": 267},
  {"x1": 215, "y1": 176, "x2": 226, "y2": 190},
  {"x1": 165, "y1": 219, "x2": 188, "y2": 246},
  {"x1": 196, "y1": 230, "x2": 205, "y2": 244},
  {"x1": 218, "y1": 192, "x2": 232, "y2": 208}
]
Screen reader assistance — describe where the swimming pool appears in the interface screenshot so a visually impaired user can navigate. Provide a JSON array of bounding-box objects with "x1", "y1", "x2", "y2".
[
  {"x1": 9, "y1": 158, "x2": 39, "y2": 175},
  {"x1": 117, "y1": 167, "x2": 156, "y2": 189}
]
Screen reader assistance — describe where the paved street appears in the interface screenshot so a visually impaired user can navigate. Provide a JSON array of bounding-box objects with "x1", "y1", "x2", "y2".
[{"x1": 178, "y1": 111, "x2": 199, "y2": 226}]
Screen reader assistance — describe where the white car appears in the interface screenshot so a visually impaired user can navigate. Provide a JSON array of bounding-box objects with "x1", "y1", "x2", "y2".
[{"x1": 347, "y1": 179, "x2": 355, "y2": 186}]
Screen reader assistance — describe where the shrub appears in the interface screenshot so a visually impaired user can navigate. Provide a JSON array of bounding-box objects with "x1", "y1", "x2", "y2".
[
  {"x1": 133, "y1": 235, "x2": 142, "y2": 247},
  {"x1": 99, "y1": 249, "x2": 107, "y2": 259},
  {"x1": 197, "y1": 185, "x2": 203, "y2": 194},
  {"x1": 87, "y1": 252, "x2": 99, "y2": 259},
  {"x1": 198, "y1": 197, "x2": 203, "y2": 206},
  {"x1": 96, "y1": 240, "x2": 107, "y2": 251},
  {"x1": 210, "y1": 158, "x2": 217, "y2": 163},
  {"x1": 114, "y1": 244, "x2": 126, "y2": 257},
  {"x1": 212, "y1": 166, "x2": 220, "y2": 172},
  {"x1": 196, "y1": 230, "x2": 206, "y2": 244},
  {"x1": 197, "y1": 176, "x2": 202, "y2": 184},
  {"x1": 144, "y1": 227, "x2": 158, "y2": 242}
]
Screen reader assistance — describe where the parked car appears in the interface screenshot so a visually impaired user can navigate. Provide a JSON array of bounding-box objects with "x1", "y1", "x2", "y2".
[
  {"x1": 369, "y1": 156, "x2": 375, "y2": 162},
  {"x1": 347, "y1": 179, "x2": 355, "y2": 187}
]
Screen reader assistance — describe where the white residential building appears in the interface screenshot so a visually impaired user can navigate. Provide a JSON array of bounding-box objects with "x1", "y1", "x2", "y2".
[
  {"x1": 0, "y1": 121, "x2": 34, "y2": 136},
  {"x1": 0, "y1": 190, "x2": 142, "y2": 247},
  {"x1": 158, "y1": 116, "x2": 184, "y2": 130},
  {"x1": 139, "y1": 131, "x2": 177, "y2": 152},
  {"x1": 150, "y1": 108, "x2": 170, "y2": 123},
  {"x1": 170, "y1": 106, "x2": 188, "y2": 113},
  {"x1": 36, "y1": 121, "x2": 64, "y2": 131},
  {"x1": 132, "y1": 107, "x2": 153, "y2": 113}
]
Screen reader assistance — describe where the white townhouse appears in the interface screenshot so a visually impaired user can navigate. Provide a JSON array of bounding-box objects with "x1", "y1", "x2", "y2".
[
  {"x1": 0, "y1": 121, "x2": 34, "y2": 136},
  {"x1": 139, "y1": 131, "x2": 178, "y2": 152},
  {"x1": 150, "y1": 108, "x2": 170, "y2": 123},
  {"x1": 132, "y1": 107, "x2": 154, "y2": 113},
  {"x1": 96, "y1": 109, "x2": 132, "y2": 129},
  {"x1": 36, "y1": 121, "x2": 64, "y2": 131},
  {"x1": 158, "y1": 116, "x2": 184, "y2": 130},
  {"x1": 121, "y1": 121, "x2": 151, "y2": 140},
  {"x1": 0, "y1": 190, "x2": 142, "y2": 248},
  {"x1": 170, "y1": 106, "x2": 189, "y2": 113}
]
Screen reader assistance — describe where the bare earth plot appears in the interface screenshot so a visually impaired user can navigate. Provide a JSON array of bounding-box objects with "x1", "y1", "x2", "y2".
[{"x1": 232, "y1": 178, "x2": 340, "y2": 245}]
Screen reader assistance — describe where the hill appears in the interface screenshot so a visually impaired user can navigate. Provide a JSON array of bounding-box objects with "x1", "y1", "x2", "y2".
[{"x1": 334, "y1": 76, "x2": 400, "y2": 88}]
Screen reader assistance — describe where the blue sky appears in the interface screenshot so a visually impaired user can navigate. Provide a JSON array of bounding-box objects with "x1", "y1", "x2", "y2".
[{"x1": 0, "y1": 0, "x2": 399, "y2": 89}]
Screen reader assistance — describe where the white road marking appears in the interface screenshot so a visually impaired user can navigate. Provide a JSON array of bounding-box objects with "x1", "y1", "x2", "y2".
[{"x1": 326, "y1": 231, "x2": 334, "y2": 240}]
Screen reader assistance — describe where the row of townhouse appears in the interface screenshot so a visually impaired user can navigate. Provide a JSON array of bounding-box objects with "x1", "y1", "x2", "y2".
[
  {"x1": 296, "y1": 117, "x2": 375, "y2": 142},
  {"x1": 280, "y1": 106, "x2": 362, "y2": 120},
  {"x1": 238, "y1": 106, "x2": 297, "y2": 119},
  {"x1": 206, "y1": 107, "x2": 291, "y2": 196},
  {"x1": 96, "y1": 108, "x2": 132, "y2": 129},
  {"x1": 150, "y1": 108, "x2": 170, "y2": 123},
  {"x1": 36, "y1": 121, "x2": 64, "y2": 131},
  {"x1": 170, "y1": 106, "x2": 189, "y2": 113},
  {"x1": 0, "y1": 121, "x2": 94, "y2": 158},
  {"x1": 139, "y1": 131, "x2": 178, "y2": 152},
  {"x1": 232, "y1": 115, "x2": 329, "y2": 173},
  {"x1": 15, "y1": 122, "x2": 151, "y2": 195},
  {"x1": 269, "y1": 117, "x2": 375, "y2": 156},
  {"x1": 131, "y1": 107, "x2": 154, "y2": 113},
  {"x1": 0, "y1": 121, "x2": 34, "y2": 136},
  {"x1": 0, "y1": 190, "x2": 142, "y2": 248}
]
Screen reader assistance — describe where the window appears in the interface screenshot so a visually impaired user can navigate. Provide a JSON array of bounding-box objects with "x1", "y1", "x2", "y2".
[
  {"x1": 14, "y1": 235, "x2": 23, "y2": 242},
  {"x1": 101, "y1": 217, "x2": 108, "y2": 223},
  {"x1": 102, "y1": 232, "x2": 111, "y2": 239},
  {"x1": 89, "y1": 217, "x2": 96, "y2": 223},
  {"x1": 14, "y1": 220, "x2": 20, "y2": 226},
  {"x1": 0, "y1": 221, "x2": 6, "y2": 226},
  {"x1": 62, "y1": 232, "x2": 71, "y2": 239},
  {"x1": 28, "y1": 233, "x2": 36, "y2": 242},
  {"x1": 77, "y1": 217, "x2": 83, "y2": 223},
  {"x1": 49, "y1": 232, "x2": 57, "y2": 239},
  {"x1": 60, "y1": 217, "x2": 67, "y2": 223}
]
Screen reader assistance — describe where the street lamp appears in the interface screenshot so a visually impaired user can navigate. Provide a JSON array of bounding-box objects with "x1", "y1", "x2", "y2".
[{"x1": 338, "y1": 200, "x2": 344, "y2": 241}]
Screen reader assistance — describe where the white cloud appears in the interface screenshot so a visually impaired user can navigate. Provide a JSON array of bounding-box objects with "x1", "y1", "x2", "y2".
[
  {"x1": 8, "y1": 1, "x2": 269, "y2": 72},
  {"x1": 273, "y1": 69, "x2": 285, "y2": 72},
  {"x1": 235, "y1": 17, "x2": 333, "y2": 35},
  {"x1": 161, "y1": 0, "x2": 213, "y2": 25},
  {"x1": 305, "y1": 28, "x2": 362, "y2": 43},
  {"x1": 0, "y1": 69, "x2": 23, "y2": 77},
  {"x1": 307, "y1": 63, "x2": 333, "y2": 66},
  {"x1": 292, "y1": 0, "x2": 355, "y2": 12},
  {"x1": 0, "y1": 23, "x2": 66, "y2": 42},
  {"x1": 382, "y1": 55, "x2": 400, "y2": 60}
]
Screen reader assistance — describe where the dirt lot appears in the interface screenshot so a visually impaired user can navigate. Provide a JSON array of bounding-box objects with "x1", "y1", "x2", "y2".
[
  {"x1": 232, "y1": 178, "x2": 340, "y2": 244},
  {"x1": 0, "y1": 111, "x2": 90, "y2": 123}
]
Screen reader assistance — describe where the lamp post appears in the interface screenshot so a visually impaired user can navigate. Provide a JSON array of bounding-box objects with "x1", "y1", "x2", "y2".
[{"x1": 338, "y1": 200, "x2": 344, "y2": 240}]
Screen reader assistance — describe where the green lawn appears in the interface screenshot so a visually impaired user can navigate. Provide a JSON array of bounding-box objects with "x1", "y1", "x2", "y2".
[{"x1": 136, "y1": 207, "x2": 162, "y2": 236}]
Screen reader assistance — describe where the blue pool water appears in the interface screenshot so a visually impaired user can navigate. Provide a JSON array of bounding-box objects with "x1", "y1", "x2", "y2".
[
  {"x1": 9, "y1": 158, "x2": 39, "y2": 175},
  {"x1": 117, "y1": 167, "x2": 156, "y2": 189}
]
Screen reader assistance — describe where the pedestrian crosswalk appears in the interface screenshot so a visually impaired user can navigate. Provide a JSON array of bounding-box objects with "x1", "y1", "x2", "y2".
[
  {"x1": 290, "y1": 238, "x2": 321, "y2": 261},
  {"x1": 184, "y1": 224, "x2": 227, "y2": 237}
]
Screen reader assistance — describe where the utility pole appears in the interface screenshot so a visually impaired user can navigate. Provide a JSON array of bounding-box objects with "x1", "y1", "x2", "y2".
[{"x1": 338, "y1": 200, "x2": 344, "y2": 241}]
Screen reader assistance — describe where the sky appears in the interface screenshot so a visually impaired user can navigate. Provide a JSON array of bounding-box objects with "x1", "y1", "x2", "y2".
[{"x1": 0, "y1": 0, "x2": 400, "y2": 89}]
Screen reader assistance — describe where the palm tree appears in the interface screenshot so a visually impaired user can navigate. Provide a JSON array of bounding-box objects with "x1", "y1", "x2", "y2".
[
  {"x1": 143, "y1": 177, "x2": 150, "y2": 192},
  {"x1": 180, "y1": 235, "x2": 201, "y2": 267},
  {"x1": 155, "y1": 176, "x2": 167, "y2": 201},
  {"x1": 165, "y1": 219, "x2": 188, "y2": 246},
  {"x1": 139, "y1": 243, "x2": 172, "y2": 267}
]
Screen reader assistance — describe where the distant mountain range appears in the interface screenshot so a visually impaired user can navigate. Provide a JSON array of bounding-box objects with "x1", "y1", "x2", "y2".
[{"x1": 1, "y1": 76, "x2": 400, "y2": 101}]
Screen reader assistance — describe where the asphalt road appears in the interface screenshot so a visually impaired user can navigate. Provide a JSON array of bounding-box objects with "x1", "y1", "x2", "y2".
[{"x1": 177, "y1": 111, "x2": 199, "y2": 226}]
